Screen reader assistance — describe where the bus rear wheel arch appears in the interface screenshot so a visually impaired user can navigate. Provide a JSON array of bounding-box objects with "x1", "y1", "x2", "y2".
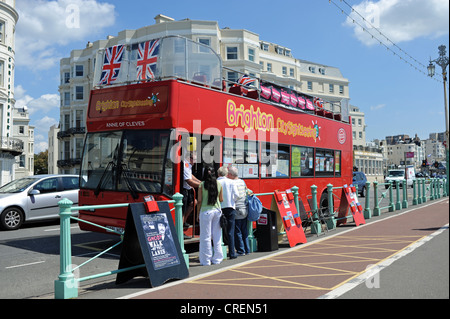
[{"x1": 318, "y1": 191, "x2": 333, "y2": 217}]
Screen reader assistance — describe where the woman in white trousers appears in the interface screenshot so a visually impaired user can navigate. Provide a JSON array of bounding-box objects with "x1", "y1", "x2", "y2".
[{"x1": 198, "y1": 166, "x2": 224, "y2": 266}]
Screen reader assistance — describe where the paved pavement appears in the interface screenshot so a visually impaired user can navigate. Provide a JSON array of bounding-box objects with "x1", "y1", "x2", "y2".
[{"x1": 76, "y1": 197, "x2": 448, "y2": 303}]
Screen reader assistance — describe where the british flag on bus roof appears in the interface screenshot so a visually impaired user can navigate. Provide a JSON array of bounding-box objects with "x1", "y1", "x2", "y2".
[
  {"x1": 237, "y1": 74, "x2": 256, "y2": 87},
  {"x1": 99, "y1": 44, "x2": 125, "y2": 85},
  {"x1": 136, "y1": 39, "x2": 160, "y2": 81}
]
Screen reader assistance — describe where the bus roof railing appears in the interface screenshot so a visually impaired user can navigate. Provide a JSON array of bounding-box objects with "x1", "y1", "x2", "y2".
[{"x1": 92, "y1": 35, "x2": 349, "y2": 123}]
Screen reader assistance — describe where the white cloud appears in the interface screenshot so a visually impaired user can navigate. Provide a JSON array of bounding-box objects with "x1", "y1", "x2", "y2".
[
  {"x1": 15, "y1": 85, "x2": 59, "y2": 153},
  {"x1": 345, "y1": 0, "x2": 449, "y2": 46},
  {"x1": 15, "y1": 0, "x2": 116, "y2": 70},
  {"x1": 15, "y1": 85, "x2": 59, "y2": 115},
  {"x1": 370, "y1": 103, "x2": 386, "y2": 111}
]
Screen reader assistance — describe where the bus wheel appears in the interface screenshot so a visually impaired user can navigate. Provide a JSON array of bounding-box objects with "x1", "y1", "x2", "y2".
[{"x1": 319, "y1": 192, "x2": 332, "y2": 217}]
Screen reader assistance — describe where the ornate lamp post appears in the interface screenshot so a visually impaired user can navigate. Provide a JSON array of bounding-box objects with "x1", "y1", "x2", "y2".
[{"x1": 427, "y1": 45, "x2": 449, "y2": 193}]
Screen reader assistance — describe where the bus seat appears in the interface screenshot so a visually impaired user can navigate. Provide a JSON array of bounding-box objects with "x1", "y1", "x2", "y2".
[
  {"x1": 246, "y1": 90, "x2": 259, "y2": 100},
  {"x1": 192, "y1": 73, "x2": 207, "y2": 86},
  {"x1": 229, "y1": 85, "x2": 242, "y2": 95}
]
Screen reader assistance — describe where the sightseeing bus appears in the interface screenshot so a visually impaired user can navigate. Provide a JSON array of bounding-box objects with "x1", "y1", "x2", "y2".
[{"x1": 78, "y1": 36, "x2": 353, "y2": 234}]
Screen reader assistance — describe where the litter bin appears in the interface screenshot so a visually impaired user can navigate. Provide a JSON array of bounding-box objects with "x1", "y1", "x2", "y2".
[{"x1": 254, "y1": 208, "x2": 278, "y2": 252}]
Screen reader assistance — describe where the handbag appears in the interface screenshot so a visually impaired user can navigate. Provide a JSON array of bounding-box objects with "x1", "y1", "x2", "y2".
[{"x1": 247, "y1": 195, "x2": 263, "y2": 222}]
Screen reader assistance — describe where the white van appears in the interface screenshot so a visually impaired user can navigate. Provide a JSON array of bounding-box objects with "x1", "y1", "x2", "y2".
[{"x1": 385, "y1": 166, "x2": 415, "y2": 188}]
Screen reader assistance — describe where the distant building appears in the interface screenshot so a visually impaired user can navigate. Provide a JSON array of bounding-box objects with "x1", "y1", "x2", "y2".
[
  {"x1": 12, "y1": 106, "x2": 34, "y2": 178},
  {"x1": 349, "y1": 105, "x2": 384, "y2": 182}
]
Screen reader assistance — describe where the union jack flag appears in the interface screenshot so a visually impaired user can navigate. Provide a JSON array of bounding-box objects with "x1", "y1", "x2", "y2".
[
  {"x1": 137, "y1": 39, "x2": 160, "y2": 81},
  {"x1": 236, "y1": 74, "x2": 256, "y2": 87},
  {"x1": 99, "y1": 44, "x2": 125, "y2": 85}
]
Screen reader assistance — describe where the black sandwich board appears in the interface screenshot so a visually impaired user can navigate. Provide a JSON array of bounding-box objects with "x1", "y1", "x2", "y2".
[{"x1": 116, "y1": 202, "x2": 189, "y2": 287}]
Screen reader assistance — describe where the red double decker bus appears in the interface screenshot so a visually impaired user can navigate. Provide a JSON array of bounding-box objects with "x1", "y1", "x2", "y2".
[{"x1": 78, "y1": 36, "x2": 353, "y2": 234}]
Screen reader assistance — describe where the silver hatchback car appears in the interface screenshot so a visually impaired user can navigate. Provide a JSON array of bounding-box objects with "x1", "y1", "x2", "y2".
[{"x1": 0, "y1": 174, "x2": 79, "y2": 230}]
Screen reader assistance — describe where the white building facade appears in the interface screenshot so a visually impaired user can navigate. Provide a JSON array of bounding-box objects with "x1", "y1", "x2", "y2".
[{"x1": 0, "y1": 0, "x2": 19, "y2": 186}]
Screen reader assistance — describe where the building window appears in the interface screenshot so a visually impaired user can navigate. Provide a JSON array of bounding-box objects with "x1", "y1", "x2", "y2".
[
  {"x1": 0, "y1": 60, "x2": 4, "y2": 87},
  {"x1": 307, "y1": 81, "x2": 313, "y2": 90},
  {"x1": 339, "y1": 85, "x2": 344, "y2": 94},
  {"x1": 227, "y1": 71, "x2": 238, "y2": 85},
  {"x1": 198, "y1": 38, "x2": 210, "y2": 53},
  {"x1": 329, "y1": 84, "x2": 334, "y2": 93},
  {"x1": 75, "y1": 86, "x2": 83, "y2": 100},
  {"x1": 19, "y1": 155, "x2": 26, "y2": 168},
  {"x1": 248, "y1": 48, "x2": 255, "y2": 62},
  {"x1": 290, "y1": 68, "x2": 294, "y2": 77},
  {"x1": 282, "y1": 66, "x2": 287, "y2": 76},
  {"x1": 309, "y1": 66, "x2": 316, "y2": 73},
  {"x1": 19, "y1": 126, "x2": 24, "y2": 134},
  {"x1": 267, "y1": 63, "x2": 272, "y2": 72},
  {"x1": 75, "y1": 110, "x2": 83, "y2": 128},
  {"x1": 64, "y1": 72, "x2": 70, "y2": 84},
  {"x1": 75, "y1": 65, "x2": 83, "y2": 77},
  {"x1": 227, "y1": 47, "x2": 238, "y2": 60},
  {"x1": 260, "y1": 43, "x2": 269, "y2": 51},
  {"x1": 0, "y1": 20, "x2": 4, "y2": 43},
  {"x1": 64, "y1": 92, "x2": 70, "y2": 106}
]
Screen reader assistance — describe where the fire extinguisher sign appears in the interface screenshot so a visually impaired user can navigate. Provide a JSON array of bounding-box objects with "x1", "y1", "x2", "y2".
[{"x1": 336, "y1": 184, "x2": 366, "y2": 227}]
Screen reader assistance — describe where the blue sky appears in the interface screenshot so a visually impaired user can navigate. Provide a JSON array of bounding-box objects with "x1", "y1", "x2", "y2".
[{"x1": 13, "y1": 0, "x2": 449, "y2": 153}]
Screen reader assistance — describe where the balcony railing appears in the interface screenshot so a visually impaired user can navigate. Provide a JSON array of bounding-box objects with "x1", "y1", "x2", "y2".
[
  {"x1": 0, "y1": 137, "x2": 24, "y2": 156},
  {"x1": 57, "y1": 127, "x2": 86, "y2": 139}
]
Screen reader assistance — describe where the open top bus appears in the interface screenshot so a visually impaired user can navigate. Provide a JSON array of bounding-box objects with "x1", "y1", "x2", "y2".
[{"x1": 78, "y1": 36, "x2": 353, "y2": 235}]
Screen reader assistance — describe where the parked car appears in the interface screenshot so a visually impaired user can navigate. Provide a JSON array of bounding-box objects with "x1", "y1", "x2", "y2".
[
  {"x1": 0, "y1": 174, "x2": 79, "y2": 230},
  {"x1": 352, "y1": 171, "x2": 368, "y2": 197}
]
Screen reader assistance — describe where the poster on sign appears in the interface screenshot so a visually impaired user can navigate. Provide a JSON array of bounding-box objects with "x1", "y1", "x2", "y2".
[
  {"x1": 336, "y1": 184, "x2": 366, "y2": 227},
  {"x1": 116, "y1": 202, "x2": 189, "y2": 287},
  {"x1": 270, "y1": 189, "x2": 307, "y2": 247}
]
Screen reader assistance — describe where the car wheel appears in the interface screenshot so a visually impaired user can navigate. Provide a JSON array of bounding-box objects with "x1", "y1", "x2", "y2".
[{"x1": 0, "y1": 207, "x2": 24, "y2": 230}]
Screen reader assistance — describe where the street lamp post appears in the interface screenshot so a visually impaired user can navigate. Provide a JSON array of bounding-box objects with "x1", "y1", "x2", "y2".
[{"x1": 427, "y1": 45, "x2": 449, "y2": 194}]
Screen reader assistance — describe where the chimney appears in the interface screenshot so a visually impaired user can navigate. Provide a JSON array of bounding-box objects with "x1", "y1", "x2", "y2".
[{"x1": 154, "y1": 14, "x2": 174, "y2": 24}]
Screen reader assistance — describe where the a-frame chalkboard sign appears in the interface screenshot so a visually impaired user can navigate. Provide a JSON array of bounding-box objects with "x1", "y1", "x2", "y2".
[{"x1": 116, "y1": 202, "x2": 189, "y2": 287}]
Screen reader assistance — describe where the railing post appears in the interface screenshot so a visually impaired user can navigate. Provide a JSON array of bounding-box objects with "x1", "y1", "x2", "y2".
[
  {"x1": 373, "y1": 181, "x2": 380, "y2": 216},
  {"x1": 430, "y1": 178, "x2": 435, "y2": 201},
  {"x1": 310, "y1": 185, "x2": 321, "y2": 234},
  {"x1": 389, "y1": 181, "x2": 395, "y2": 212},
  {"x1": 364, "y1": 181, "x2": 371, "y2": 219},
  {"x1": 422, "y1": 178, "x2": 427, "y2": 203},
  {"x1": 413, "y1": 179, "x2": 418, "y2": 205},
  {"x1": 443, "y1": 179, "x2": 447, "y2": 197},
  {"x1": 54, "y1": 198, "x2": 78, "y2": 299},
  {"x1": 402, "y1": 179, "x2": 408, "y2": 209},
  {"x1": 292, "y1": 186, "x2": 300, "y2": 214},
  {"x1": 418, "y1": 178, "x2": 422, "y2": 204},
  {"x1": 173, "y1": 192, "x2": 189, "y2": 267},
  {"x1": 395, "y1": 180, "x2": 402, "y2": 210},
  {"x1": 437, "y1": 179, "x2": 441, "y2": 199},
  {"x1": 326, "y1": 184, "x2": 336, "y2": 229}
]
